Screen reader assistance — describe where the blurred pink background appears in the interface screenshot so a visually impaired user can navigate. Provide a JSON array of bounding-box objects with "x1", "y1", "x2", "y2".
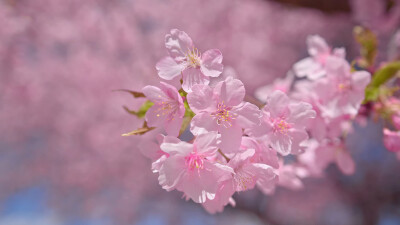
[{"x1": 1, "y1": 0, "x2": 400, "y2": 224}]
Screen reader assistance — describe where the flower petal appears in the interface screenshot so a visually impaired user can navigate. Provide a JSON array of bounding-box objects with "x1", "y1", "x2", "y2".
[
  {"x1": 157, "y1": 155, "x2": 186, "y2": 191},
  {"x1": 145, "y1": 105, "x2": 167, "y2": 127},
  {"x1": 187, "y1": 84, "x2": 215, "y2": 114},
  {"x1": 219, "y1": 124, "x2": 242, "y2": 153},
  {"x1": 156, "y1": 56, "x2": 185, "y2": 80},
  {"x1": 200, "y1": 49, "x2": 223, "y2": 77},
  {"x1": 265, "y1": 90, "x2": 290, "y2": 118},
  {"x1": 383, "y1": 129, "x2": 400, "y2": 152},
  {"x1": 202, "y1": 180, "x2": 235, "y2": 214},
  {"x1": 194, "y1": 132, "x2": 220, "y2": 155},
  {"x1": 190, "y1": 112, "x2": 219, "y2": 135},
  {"x1": 178, "y1": 161, "x2": 233, "y2": 203},
  {"x1": 214, "y1": 77, "x2": 245, "y2": 106},
  {"x1": 160, "y1": 141, "x2": 193, "y2": 156},
  {"x1": 336, "y1": 150, "x2": 355, "y2": 175},
  {"x1": 142, "y1": 85, "x2": 167, "y2": 103},
  {"x1": 233, "y1": 102, "x2": 261, "y2": 128},
  {"x1": 307, "y1": 35, "x2": 330, "y2": 57},
  {"x1": 182, "y1": 68, "x2": 210, "y2": 92},
  {"x1": 165, "y1": 116, "x2": 183, "y2": 137},
  {"x1": 288, "y1": 101, "x2": 316, "y2": 127},
  {"x1": 165, "y1": 29, "x2": 193, "y2": 61}
]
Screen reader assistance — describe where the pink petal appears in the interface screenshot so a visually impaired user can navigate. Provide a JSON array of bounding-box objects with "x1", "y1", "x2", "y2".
[
  {"x1": 288, "y1": 129, "x2": 309, "y2": 155},
  {"x1": 158, "y1": 155, "x2": 186, "y2": 191},
  {"x1": 265, "y1": 90, "x2": 290, "y2": 118},
  {"x1": 165, "y1": 116, "x2": 183, "y2": 137},
  {"x1": 257, "y1": 175, "x2": 278, "y2": 195},
  {"x1": 190, "y1": 112, "x2": 219, "y2": 135},
  {"x1": 160, "y1": 141, "x2": 193, "y2": 156},
  {"x1": 145, "y1": 105, "x2": 166, "y2": 127},
  {"x1": 187, "y1": 84, "x2": 215, "y2": 114},
  {"x1": 182, "y1": 68, "x2": 210, "y2": 92},
  {"x1": 307, "y1": 35, "x2": 330, "y2": 57},
  {"x1": 202, "y1": 180, "x2": 235, "y2": 214},
  {"x1": 194, "y1": 132, "x2": 220, "y2": 155},
  {"x1": 156, "y1": 56, "x2": 185, "y2": 80},
  {"x1": 315, "y1": 145, "x2": 336, "y2": 170},
  {"x1": 142, "y1": 85, "x2": 167, "y2": 103},
  {"x1": 288, "y1": 101, "x2": 316, "y2": 127},
  {"x1": 214, "y1": 77, "x2": 245, "y2": 106},
  {"x1": 333, "y1": 47, "x2": 346, "y2": 58},
  {"x1": 229, "y1": 149, "x2": 255, "y2": 168},
  {"x1": 233, "y1": 102, "x2": 261, "y2": 129},
  {"x1": 336, "y1": 150, "x2": 355, "y2": 175},
  {"x1": 325, "y1": 56, "x2": 350, "y2": 76},
  {"x1": 245, "y1": 113, "x2": 273, "y2": 138},
  {"x1": 309, "y1": 116, "x2": 327, "y2": 141},
  {"x1": 219, "y1": 124, "x2": 242, "y2": 153},
  {"x1": 249, "y1": 163, "x2": 276, "y2": 185},
  {"x1": 200, "y1": 49, "x2": 223, "y2": 77},
  {"x1": 159, "y1": 82, "x2": 184, "y2": 104},
  {"x1": 269, "y1": 132, "x2": 291, "y2": 156},
  {"x1": 165, "y1": 29, "x2": 193, "y2": 61},
  {"x1": 293, "y1": 57, "x2": 322, "y2": 79},
  {"x1": 351, "y1": 71, "x2": 371, "y2": 91},
  {"x1": 383, "y1": 129, "x2": 400, "y2": 152},
  {"x1": 152, "y1": 155, "x2": 168, "y2": 173},
  {"x1": 392, "y1": 115, "x2": 400, "y2": 130},
  {"x1": 178, "y1": 161, "x2": 233, "y2": 203}
]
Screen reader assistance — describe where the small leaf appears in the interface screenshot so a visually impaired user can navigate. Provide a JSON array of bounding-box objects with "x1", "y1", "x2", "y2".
[
  {"x1": 364, "y1": 61, "x2": 400, "y2": 102},
  {"x1": 122, "y1": 101, "x2": 154, "y2": 118},
  {"x1": 122, "y1": 121, "x2": 155, "y2": 136},
  {"x1": 113, "y1": 89, "x2": 146, "y2": 98},
  {"x1": 354, "y1": 26, "x2": 378, "y2": 68}
]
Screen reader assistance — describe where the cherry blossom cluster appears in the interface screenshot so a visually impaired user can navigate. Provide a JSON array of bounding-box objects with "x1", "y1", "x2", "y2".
[{"x1": 123, "y1": 29, "x2": 400, "y2": 213}]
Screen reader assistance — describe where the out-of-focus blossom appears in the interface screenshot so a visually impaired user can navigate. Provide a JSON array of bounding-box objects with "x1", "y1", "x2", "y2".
[
  {"x1": 293, "y1": 35, "x2": 345, "y2": 80},
  {"x1": 301, "y1": 139, "x2": 355, "y2": 175},
  {"x1": 188, "y1": 78, "x2": 261, "y2": 153},
  {"x1": 315, "y1": 57, "x2": 371, "y2": 117},
  {"x1": 156, "y1": 29, "x2": 223, "y2": 92},
  {"x1": 383, "y1": 128, "x2": 400, "y2": 152}
]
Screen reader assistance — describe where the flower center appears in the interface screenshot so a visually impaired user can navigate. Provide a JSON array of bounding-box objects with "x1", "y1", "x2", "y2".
[
  {"x1": 234, "y1": 170, "x2": 255, "y2": 191},
  {"x1": 211, "y1": 102, "x2": 237, "y2": 128},
  {"x1": 272, "y1": 118, "x2": 291, "y2": 134},
  {"x1": 337, "y1": 82, "x2": 351, "y2": 93},
  {"x1": 156, "y1": 99, "x2": 178, "y2": 121},
  {"x1": 185, "y1": 152, "x2": 204, "y2": 170},
  {"x1": 186, "y1": 47, "x2": 201, "y2": 68}
]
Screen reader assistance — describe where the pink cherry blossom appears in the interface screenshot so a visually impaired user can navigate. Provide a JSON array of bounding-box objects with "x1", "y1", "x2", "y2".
[
  {"x1": 314, "y1": 57, "x2": 371, "y2": 117},
  {"x1": 156, "y1": 132, "x2": 233, "y2": 203},
  {"x1": 187, "y1": 77, "x2": 261, "y2": 153},
  {"x1": 383, "y1": 129, "x2": 400, "y2": 152},
  {"x1": 304, "y1": 139, "x2": 355, "y2": 175},
  {"x1": 248, "y1": 90, "x2": 316, "y2": 156},
  {"x1": 240, "y1": 137, "x2": 279, "y2": 169},
  {"x1": 229, "y1": 149, "x2": 277, "y2": 192},
  {"x1": 203, "y1": 148, "x2": 277, "y2": 212},
  {"x1": 156, "y1": 29, "x2": 223, "y2": 92},
  {"x1": 142, "y1": 82, "x2": 185, "y2": 136},
  {"x1": 201, "y1": 180, "x2": 236, "y2": 214},
  {"x1": 293, "y1": 35, "x2": 345, "y2": 80}
]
